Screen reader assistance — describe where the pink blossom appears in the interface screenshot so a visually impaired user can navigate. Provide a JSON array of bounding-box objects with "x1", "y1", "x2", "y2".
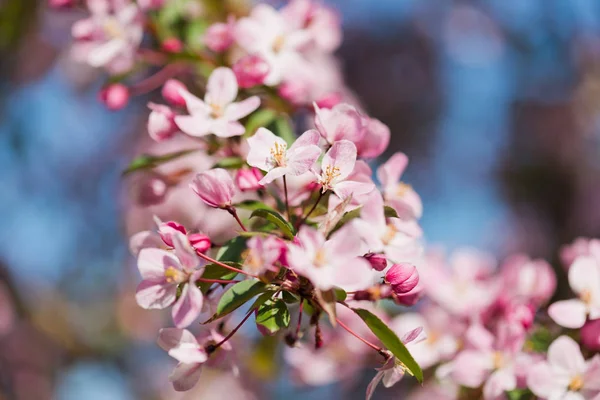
[
  {"x1": 354, "y1": 116, "x2": 391, "y2": 159},
  {"x1": 364, "y1": 253, "x2": 387, "y2": 271},
  {"x1": 190, "y1": 168, "x2": 235, "y2": 209},
  {"x1": 232, "y1": 54, "x2": 270, "y2": 89},
  {"x1": 99, "y1": 83, "x2": 129, "y2": 111},
  {"x1": 548, "y1": 255, "x2": 600, "y2": 329},
  {"x1": 527, "y1": 336, "x2": 600, "y2": 400},
  {"x1": 316, "y1": 140, "x2": 374, "y2": 198},
  {"x1": 49, "y1": 0, "x2": 74, "y2": 8},
  {"x1": 234, "y1": 4, "x2": 311, "y2": 85},
  {"x1": 135, "y1": 174, "x2": 168, "y2": 206},
  {"x1": 135, "y1": 233, "x2": 205, "y2": 328},
  {"x1": 581, "y1": 319, "x2": 600, "y2": 351},
  {"x1": 71, "y1": 1, "x2": 142, "y2": 74},
  {"x1": 377, "y1": 152, "x2": 423, "y2": 220},
  {"x1": 162, "y1": 79, "x2": 188, "y2": 107},
  {"x1": 326, "y1": 160, "x2": 376, "y2": 213},
  {"x1": 188, "y1": 233, "x2": 211, "y2": 255},
  {"x1": 157, "y1": 328, "x2": 209, "y2": 391},
  {"x1": 560, "y1": 237, "x2": 600, "y2": 269},
  {"x1": 247, "y1": 128, "x2": 321, "y2": 185},
  {"x1": 353, "y1": 191, "x2": 423, "y2": 264},
  {"x1": 386, "y1": 263, "x2": 420, "y2": 295},
  {"x1": 235, "y1": 167, "x2": 264, "y2": 192},
  {"x1": 162, "y1": 37, "x2": 183, "y2": 53},
  {"x1": 157, "y1": 220, "x2": 186, "y2": 247},
  {"x1": 136, "y1": 0, "x2": 164, "y2": 10},
  {"x1": 147, "y1": 103, "x2": 178, "y2": 142},
  {"x1": 500, "y1": 254, "x2": 556, "y2": 306},
  {"x1": 314, "y1": 103, "x2": 364, "y2": 144},
  {"x1": 243, "y1": 236, "x2": 284, "y2": 275},
  {"x1": 366, "y1": 327, "x2": 426, "y2": 400},
  {"x1": 204, "y1": 17, "x2": 235, "y2": 53},
  {"x1": 286, "y1": 225, "x2": 374, "y2": 292},
  {"x1": 174, "y1": 67, "x2": 260, "y2": 138},
  {"x1": 281, "y1": 0, "x2": 342, "y2": 53},
  {"x1": 451, "y1": 324, "x2": 525, "y2": 399}
]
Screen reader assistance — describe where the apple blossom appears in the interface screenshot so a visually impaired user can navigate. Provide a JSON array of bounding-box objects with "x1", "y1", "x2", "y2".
[
  {"x1": 247, "y1": 128, "x2": 321, "y2": 185},
  {"x1": 355, "y1": 116, "x2": 391, "y2": 159},
  {"x1": 190, "y1": 168, "x2": 235, "y2": 209},
  {"x1": 99, "y1": 83, "x2": 129, "y2": 110},
  {"x1": 147, "y1": 103, "x2": 178, "y2": 142},
  {"x1": 548, "y1": 255, "x2": 600, "y2": 328},
  {"x1": 243, "y1": 236, "x2": 284, "y2": 275},
  {"x1": 162, "y1": 79, "x2": 188, "y2": 107},
  {"x1": 377, "y1": 152, "x2": 423, "y2": 220},
  {"x1": 314, "y1": 103, "x2": 364, "y2": 144},
  {"x1": 174, "y1": 67, "x2": 260, "y2": 138},
  {"x1": 385, "y1": 263, "x2": 420, "y2": 295},
  {"x1": 232, "y1": 55, "x2": 271, "y2": 89},
  {"x1": 204, "y1": 18, "x2": 235, "y2": 53},
  {"x1": 235, "y1": 167, "x2": 264, "y2": 192}
]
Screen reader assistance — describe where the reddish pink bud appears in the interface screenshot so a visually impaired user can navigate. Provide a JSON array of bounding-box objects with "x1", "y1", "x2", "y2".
[
  {"x1": 204, "y1": 21, "x2": 234, "y2": 52},
  {"x1": 235, "y1": 167, "x2": 264, "y2": 192},
  {"x1": 99, "y1": 84, "x2": 129, "y2": 111},
  {"x1": 385, "y1": 263, "x2": 419, "y2": 294},
  {"x1": 233, "y1": 55, "x2": 270, "y2": 88},
  {"x1": 278, "y1": 81, "x2": 308, "y2": 104},
  {"x1": 188, "y1": 233, "x2": 211, "y2": 254},
  {"x1": 147, "y1": 103, "x2": 178, "y2": 142},
  {"x1": 190, "y1": 168, "x2": 235, "y2": 208},
  {"x1": 137, "y1": 176, "x2": 168, "y2": 206},
  {"x1": 158, "y1": 221, "x2": 186, "y2": 247},
  {"x1": 137, "y1": 0, "x2": 165, "y2": 10},
  {"x1": 315, "y1": 92, "x2": 342, "y2": 109},
  {"x1": 581, "y1": 319, "x2": 600, "y2": 351},
  {"x1": 48, "y1": 0, "x2": 74, "y2": 7},
  {"x1": 364, "y1": 253, "x2": 387, "y2": 271},
  {"x1": 161, "y1": 79, "x2": 187, "y2": 107},
  {"x1": 162, "y1": 37, "x2": 183, "y2": 53},
  {"x1": 394, "y1": 284, "x2": 423, "y2": 306},
  {"x1": 505, "y1": 303, "x2": 535, "y2": 330}
]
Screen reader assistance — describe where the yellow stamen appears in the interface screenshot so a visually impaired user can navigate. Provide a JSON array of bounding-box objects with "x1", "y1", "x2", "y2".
[
  {"x1": 270, "y1": 142, "x2": 287, "y2": 167},
  {"x1": 381, "y1": 223, "x2": 397, "y2": 245},
  {"x1": 318, "y1": 165, "x2": 341, "y2": 191},
  {"x1": 581, "y1": 289, "x2": 592, "y2": 305},
  {"x1": 164, "y1": 266, "x2": 183, "y2": 283},
  {"x1": 272, "y1": 35, "x2": 286, "y2": 53},
  {"x1": 314, "y1": 249, "x2": 327, "y2": 268},
  {"x1": 103, "y1": 18, "x2": 125, "y2": 39},
  {"x1": 396, "y1": 182, "x2": 412, "y2": 197},
  {"x1": 492, "y1": 352, "x2": 504, "y2": 369},
  {"x1": 209, "y1": 103, "x2": 224, "y2": 119},
  {"x1": 568, "y1": 376, "x2": 584, "y2": 391}
]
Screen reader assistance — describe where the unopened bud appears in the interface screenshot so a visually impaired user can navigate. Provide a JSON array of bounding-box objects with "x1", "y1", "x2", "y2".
[
  {"x1": 137, "y1": 176, "x2": 168, "y2": 206},
  {"x1": 204, "y1": 21, "x2": 234, "y2": 52},
  {"x1": 233, "y1": 55, "x2": 270, "y2": 88},
  {"x1": 188, "y1": 233, "x2": 211, "y2": 254},
  {"x1": 158, "y1": 221, "x2": 186, "y2": 247},
  {"x1": 148, "y1": 103, "x2": 178, "y2": 142},
  {"x1": 581, "y1": 319, "x2": 600, "y2": 351},
  {"x1": 364, "y1": 253, "x2": 387, "y2": 271},
  {"x1": 99, "y1": 83, "x2": 129, "y2": 111},
  {"x1": 235, "y1": 167, "x2": 264, "y2": 192},
  {"x1": 385, "y1": 263, "x2": 419, "y2": 294},
  {"x1": 162, "y1": 37, "x2": 183, "y2": 53},
  {"x1": 162, "y1": 79, "x2": 188, "y2": 107}
]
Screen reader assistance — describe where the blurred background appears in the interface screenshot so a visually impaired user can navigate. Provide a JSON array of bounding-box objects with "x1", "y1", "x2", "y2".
[{"x1": 1, "y1": 0, "x2": 600, "y2": 398}]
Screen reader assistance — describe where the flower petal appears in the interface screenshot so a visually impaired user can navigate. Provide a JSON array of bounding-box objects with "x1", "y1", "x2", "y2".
[
  {"x1": 547, "y1": 336, "x2": 586, "y2": 376},
  {"x1": 157, "y1": 327, "x2": 198, "y2": 351},
  {"x1": 247, "y1": 128, "x2": 282, "y2": 171},
  {"x1": 224, "y1": 96, "x2": 260, "y2": 121},
  {"x1": 174, "y1": 115, "x2": 211, "y2": 137},
  {"x1": 172, "y1": 283, "x2": 204, "y2": 328},
  {"x1": 135, "y1": 279, "x2": 176, "y2": 309},
  {"x1": 170, "y1": 362, "x2": 203, "y2": 392},
  {"x1": 377, "y1": 152, "x2": 408, "y2": 189},
  {"x1": 322, "y1": 140, "x2": 357, "y2": 181},
  {"x1": 548, "y1": 299, "x2": 587, "y2": 329},
  {"x1": 205, "y1": 67, "x2": 238, "y2": 107}
]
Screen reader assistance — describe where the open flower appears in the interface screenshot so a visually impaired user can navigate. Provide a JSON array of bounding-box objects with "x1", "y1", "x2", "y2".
[
  {"x1": 287, "y1": 225, "x2": 374, "y2": 292},
  {"x1": 314, "y1": 103, "x2": 364, "y2": 144},
  {"x1": 135, "y1": 233, "x2": 205, "y2": 328},
  {"x1": 247, "y1": 128, "x2": 321, "y2": 185},
  {"x1": 174, "y1": 67, "x2": 260, "y2": 138},
  {"x1": 377, "y1": 152, "x2": 422, "y2": 220},
  {"x1": 366, "y1": 327, "x2": 426, "y2": 400},
  {"x1": 71, "y1": 0, "x2": 142, "y2": 73},
  {"x1": 316, "y1": 140, "x2": 374, "y2": 198},
  {"x1": 527, "y1": 336, "x2": 600, "y2": 400},
  {"x1": 548, "y1": 255, "x2": 600, "y2": 329}
]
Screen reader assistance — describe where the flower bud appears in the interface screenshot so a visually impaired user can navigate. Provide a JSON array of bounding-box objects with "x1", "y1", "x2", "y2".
[
  {"x1": 581, "y1": 319, "x2": 600, "y2": 351},
  {"x1": 235, "y1": 167, "x2": 264, "y2": 192},
  {"x1": 204, "y1": 21, "x2": 233, "y2": 52},
  {"x1": 147, "y1": 103, "x2": 178, "y2": 142},
  {"x1": 162, "y1": 37, "x2": 183, "y2": 53},
  {"x1": 188, "y1": 233, "x2": 211, "y2": 254},
  {"x1": 99, "y1": 84, "x2": 129, "y2": 111},
  {"x1": 394, "y1": 284, "x2": 423, "y2": 306},
  {"x1": 158, "y1": 221, "x2": 186, "y2": 247},
  {"x1": 385, "y1": 263, "x2": 419, "y2": 294},
  {"x1": 364, "y1": 253, "x2": 387, "y2": 271},
  {"x1": 48, "y1": 0, "x2": 74, "y2": 8},
  {"x1": 315, "y1": 92, "x2": 342, "y2": 109},
  {"x1": 137, "y1": 176, "x2": 168, "y2": 206},
  {"x1": 233, "y1": 55, "x2": 270, "y2": 88},
  {"x1": 190, "y1": 168, "x2": 235, "y2": 208},
  {"x1": 161, "y1": 79, "x2": 187, "y2": 107}
]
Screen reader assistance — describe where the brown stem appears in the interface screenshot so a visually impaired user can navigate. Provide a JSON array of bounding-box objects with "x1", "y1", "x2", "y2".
[
  {"x1": 209, "y1": 308, "x2": 254, "y2": 352},
  {"x1": 196, "y1": 277, "x2": 241, "y2": 284},
  {"x1": 130, "y1": 63, "x2": 187, "y2": 96},
  {"x1": 295, "y1": 191, "x2": 324, "y2": 229},
  {"x1": 283, "y1": 176, "x2": 291, "y2": 222},
  {"x1": 196, "y1": 251, "x2": 257, "y2": 278},
  {"x1": 335, "y1": 317, "x2": 383, "y2": 354},
  {"x1": 226, "y1": 206, "x2": 248, "y2": 232}
]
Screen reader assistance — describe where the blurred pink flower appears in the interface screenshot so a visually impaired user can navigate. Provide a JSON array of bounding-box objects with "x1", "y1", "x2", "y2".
[
  {"x1": 174, "y1": 67, "x2": 260, "y2": 138},
  {"x1": 560, "y1": 237, "x2": 600, "y2": 269},
  {"x1": 243, "y1": 235, "x2": 284, "y2": 275},
  {"x1": 232, "y1": 54, "x2": 270, "y2": 89},
  {"x1": 204, "y1": 17, "x2": 235, "y2": 53},
  {"x1": 548, "y1": 255, "x2": 600, "y2": 329},
  {"x1": 157, "y1": 328, "x2": 209, "y2": 391},
  {"x1": 500, "y1": 254, "x2": 556, "y2": 306},
  {"x1": 71, "y1": 0, "x2": 142, "y2": 74},
  {"x1": 162, "y1": 79, "x2": 188, "y2": 107},
  {"x1": 235, "y1": 167, "x2": 264, "y2": 192},
  {"x1": 147, "y1": 103, "x2": 179, "y2": 142},
  {"x1": 190, "y1": 168, "x2": 235, "y2": 209},
  {"x1": 377, "y1": 152, "x2": 423, "y2": 220},
  {"x1": 99, "y1": 83, "x2": 129, "y2": 110},
  {"x1": 527, "y1": 336, "x2": 600, "y2": 400},
  {"x1": 314, "y1": 103, "x2": 364, "y2": 144},
  {"x1": 247, "y1": 128, "x2": 321, "y2": 185},
  {"x1": 355, "y1": 116, "x2": 390, "y2": 159},
  {"x1": 281, "y1": 0, "x2": 342, "y2": 52}
]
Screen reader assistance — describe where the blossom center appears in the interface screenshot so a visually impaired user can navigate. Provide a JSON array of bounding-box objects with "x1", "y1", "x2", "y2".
[
  {"x1": 209, "y1": 103, "x2": 224, "y2": 119},
  {"x1": 396, "y1": 182, "x2": 412, "y2": 197},
  {"x1": 272, "y1": 35, "x2": 286, "y2": 53},
  {"x1": 318, "y1": 165, "x2": 341, "y2": 192},
  {"x1": 314, "y1": 249, "x2": 327, "y2": 268},
  {"x1": 270, "y1": 142, "x2": 287, "y2": 167},
  {"x1": 164, "y1": 266, "x2": 184, "y2": 283},
  {"x1": 580, "y1": 289, "x2": 592, "y2": 305},
  {"x1": 243, "y1": 249, "x2": 263, "y2": 274},
  {"x1": 103, "y1": 17, "x2": 125, "y2": 40},
  {"x1": 492, "y1": 351, "x2": 504, "y2": 369},
  {"x1": 568, "y1": 375, "x2": 584, "y2": 392},
  {"x1": 381, "y1": 223, "x2": 397, "y2": 245}
]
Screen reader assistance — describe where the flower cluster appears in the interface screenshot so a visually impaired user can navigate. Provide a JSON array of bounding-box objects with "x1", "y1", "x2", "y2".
[{"x1": 52, "y1": 0, "x2": 600, "y2": 398}]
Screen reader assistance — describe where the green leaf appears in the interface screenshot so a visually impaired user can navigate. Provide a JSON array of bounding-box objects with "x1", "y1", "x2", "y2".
[
  {"x1": 205, "y1": 280, "x2": 267, "y2": 323},
  {"x1": 212, "y1": 156, "x2": 244, "y2": 169},
  {"x1": 197, "y1": 263, "x2": 240, "y2": 293},
  {"x1": 255, "y1": 299, "x2": 290, "y2": 334},
  {"x1": 331, "y1": 206, "x2": 362, "y2": 234},
  {"x1": 270, "y1": 116, "x2": 296, "y2": 146},
  {"x1": 250, "y1": 209, "x2": 295, "y2": 239},
  {"x1": 234, "y1": 200, "x2": 277, "y2": 214},
  {"x1": 282, "y1": 291, "x2": 299, "y2": 304},
  {"x1": 333, "y1": 287, "x2": 347, "y2": 302},
  {"x1": 216, "y1": 237, "x2": 248, "y2": 263},
  {"x1": 384, "y1": 206, "x2": 399, "y2": 219},
  {"x1": 506, "y1": 389, "x2": 534, "y2": 400},
  {"x1": 245, "y1": 109, "x2": 278, "y2": 136},
  {"x1": 525, "y1": 326, "x2": 553, "y2": 353},
  {"x1": 185, "y1": 20, "x2": 208, "y2": 52},
  {"x1": 352, "y1": 308, "x2": 423, "y2": 382},
  {"x1": 122, "y1": 149, "x2": 197, "y2": 176}
]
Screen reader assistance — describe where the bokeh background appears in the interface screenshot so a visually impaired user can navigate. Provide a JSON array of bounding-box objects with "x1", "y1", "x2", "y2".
[{"x1": 1, "y1": 0, "x2": 600, "y2": 398}]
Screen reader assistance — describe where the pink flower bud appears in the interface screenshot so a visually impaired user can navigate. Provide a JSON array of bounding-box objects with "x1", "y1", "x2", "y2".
[
  {"x1": 158, "y1": 221, "x2": 186, "y2": 247},
  {"x1": 204, "y1": 21, "x2": 234, "y2": 52},
  {"x1": 235, "y1": 167, "x2": 264, "y2": 192},
  {"x1": 364, "y1": 253, "x2": 387, "y2": 271},
  {"x1": 233, "y1": 55, "x2": 270, "y2": 89},
  {"x1": 48, "y1": 0, "x2": 74, "y2": 7},
  {"x1": 147, "y1": 103, "x2": 178, "y2": 142},
  {"x1": 581, "y1": 319, "x2": 600, "y2": 351},
  {"x1": 162, "y1": 37, "x2": 183, "y2": 53},
  {"x1": 385, "y1": 263, "x2": 419, "y2": 294},
  {"x1": 161, "y1": 79, "x2": 187, "y2": 107},
  {"x1": 394, "y1": 284, "x2": 423, "y2": 306},
  {"x1": 137, "y1": 176, "x2": 168, "y2": 206},
  {"x1": 505, "y1": 303, "x2": 535, "y2": 330},
  {"x1": 99, "y1": 84, "x2": 129, "y2": 111},
  {"x1": 137, "y1": 0, "x2": 165, "y2": 10},
  {"x1": 315, "y1": 92, "x2": 342, "y2": 109},
  {"x1": 190, "y1": 168, "x2": 235, "y2": 208},
  {"x1": 188, "y1": 233, "x2": 211, "y2": 254}
]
